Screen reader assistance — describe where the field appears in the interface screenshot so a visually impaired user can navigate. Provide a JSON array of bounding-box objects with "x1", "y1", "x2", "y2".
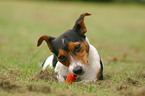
[{"x1": 0, "y1": 1, "x2": 145, "y2": 96}]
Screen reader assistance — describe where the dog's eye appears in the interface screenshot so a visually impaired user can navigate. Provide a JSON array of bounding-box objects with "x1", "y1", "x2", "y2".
[
  {"x1": 58, "y1": 56, "x2": 67, "y2": 62},
  {"x1": 74, "y1": 44, "x2": 81, "y2": 52}
]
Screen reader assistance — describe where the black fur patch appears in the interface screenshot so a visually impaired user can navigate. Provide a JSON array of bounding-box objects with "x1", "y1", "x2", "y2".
[
  {"x1": 42, "y1": 55, "x2": 58, "y2": 68},
  {"x1": 51, "y1": 30, "x2": 85, "y2": 56},
  {"x1": 42, "y1": 59, "x2": 46, "y2": 67},
  {"x1": 99, "y1": 59, "x2": 104, "y2": 80},
  {"x1": 52, "y1": 55, "x2": 58, "y2": 68}
]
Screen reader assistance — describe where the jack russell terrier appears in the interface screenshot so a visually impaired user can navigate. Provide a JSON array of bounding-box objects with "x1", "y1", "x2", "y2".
[{"x1": 37, "y1": 13, "x2": 103, "y2": 82}]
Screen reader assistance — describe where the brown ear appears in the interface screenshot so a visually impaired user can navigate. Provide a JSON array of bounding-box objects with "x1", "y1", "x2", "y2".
[
  {"x1": 73, "y1": 12, "x2": 91, "y2": 36},
  {"x1": 37, "y1": 35, "x2": 55, "y2": 52}
]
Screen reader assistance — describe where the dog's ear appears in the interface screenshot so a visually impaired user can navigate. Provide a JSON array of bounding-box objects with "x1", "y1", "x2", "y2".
[
  {"x1": 73, "y1": 12, "x2": 91, "y2": 36},
  {"x1": 37, "y1": 35, "x2": 55, "y2": 52}
]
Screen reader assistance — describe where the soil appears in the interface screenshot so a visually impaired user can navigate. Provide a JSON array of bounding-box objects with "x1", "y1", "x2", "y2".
[
  {"x1": 31, "y1": 69, "x2": 57, "y2": 82},
  {"x1": 103, "y1": 73, "x2": 112, "y2": 80},
  {"x1": 0, "y1": 72, "x2": 51, "y2": 93},
  {"x1": 126, "y1": 77, "x2": 142, "y2": 86},
  {"x1": 0, "y1": 71, "x2": 78, "y2": 96},
  {"x1": 0, "y1": 72, "x2": 20, "y2": 92},
  {"x1": 117, "y1": 77, "x2": 144, "y2": 96},
  {"x1": 121, "y1": 87, "x2": 145, "y2": 96},
  {"x1": 27, "y1": 84, "x2": 51, "y2": 93},
  {"x1": 138, "y1": 71, "x2": 145, "y2": 79},
  {"x1": 0, "y1": 69, "x2": 144, "y2": 96}
]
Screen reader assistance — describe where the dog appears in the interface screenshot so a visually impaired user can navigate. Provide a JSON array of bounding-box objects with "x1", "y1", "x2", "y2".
[{"x1": 37, "y1": 13, "x2": 103, "y2": 82}]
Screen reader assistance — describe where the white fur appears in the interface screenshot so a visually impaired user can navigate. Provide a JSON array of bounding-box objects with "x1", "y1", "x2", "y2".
[
  {"x1": 68, "y1": 53, "x2": 86, "y2": 75},
  {"x1": 42, "y1": 55, "x2": 69, "y2": 82},
  {"x1": 42, "y1": 55, "x2": 54, "y2": 70},
  {"x1": 55, "y1": 61, "x2": 69, "y2": 82},
  {"x1": 42, "y1": 37, "x2": 102, "y2": 82},
  {"x1": 79, "y1": 44, "x2": 101, "y2": 81}
]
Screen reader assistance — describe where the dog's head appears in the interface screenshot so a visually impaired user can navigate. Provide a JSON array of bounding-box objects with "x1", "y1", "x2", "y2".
[{"x1": 37, "y1": 13, "x2": 91, "y2": 75}]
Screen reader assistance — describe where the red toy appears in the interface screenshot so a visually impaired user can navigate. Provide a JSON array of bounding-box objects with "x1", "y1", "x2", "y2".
[{"x1": 65, "y1": 73, "x2": 78, "y2": 83}]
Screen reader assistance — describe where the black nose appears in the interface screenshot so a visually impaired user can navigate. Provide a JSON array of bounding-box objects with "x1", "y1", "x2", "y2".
[{"x1": 73, "y1": 66, "x2": 83, "y2": 75}]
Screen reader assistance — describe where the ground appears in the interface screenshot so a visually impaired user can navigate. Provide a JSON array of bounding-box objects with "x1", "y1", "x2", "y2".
[{"x1": 0, "y1": 1, "x2": 145, "y2": 96}]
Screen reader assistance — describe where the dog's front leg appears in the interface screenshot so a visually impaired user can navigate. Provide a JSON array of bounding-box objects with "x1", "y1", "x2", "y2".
[
  {"x1": 55, "y1": 61, "x2": 69, "y2": 82},
  {"x1": 57, "y1": 75, "x2": 66, "y2": 82}
]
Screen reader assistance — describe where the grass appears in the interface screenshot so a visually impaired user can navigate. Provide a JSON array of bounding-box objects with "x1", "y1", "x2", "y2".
[{"x1": 0, "y1": 1, "x2": 145, "y2": 96}]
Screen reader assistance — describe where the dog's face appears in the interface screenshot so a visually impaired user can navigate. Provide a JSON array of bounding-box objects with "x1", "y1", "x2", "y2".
[{"x1": 37, "y1": 13, "x2": 91, "y2": 75}]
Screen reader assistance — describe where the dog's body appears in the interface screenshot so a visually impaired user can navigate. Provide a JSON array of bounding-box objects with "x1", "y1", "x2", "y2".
[{"x1": 37, "y1": 13, "x2": 103, "y2": 82}]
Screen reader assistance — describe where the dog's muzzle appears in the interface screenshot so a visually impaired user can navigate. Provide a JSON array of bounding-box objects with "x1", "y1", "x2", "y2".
[{"x1": 73, "y1": 66, "x2": 85, "y2": 75}]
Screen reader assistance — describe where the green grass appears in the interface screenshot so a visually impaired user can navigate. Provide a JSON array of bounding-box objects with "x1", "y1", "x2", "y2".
[{"x1": 0, "y1": 1, "x2": 145, "y2": 96}]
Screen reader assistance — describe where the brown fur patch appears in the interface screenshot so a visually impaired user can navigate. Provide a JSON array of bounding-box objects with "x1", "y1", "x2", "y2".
[
  {"x1": 97, "y1": 69, "x2": 101, "y2": 80},
  {"x1": 37, "y1": 35, "x2": 53, "y2": 52},
  {"x1": 58, "y1": 49, "x2": 70, "y2": 67},
  {"x1": 68, "y1": 41, "x2": 89, "y2": 66},
  {"x1": 77, "y1": 13, "x2": 91, "y2": 35}
]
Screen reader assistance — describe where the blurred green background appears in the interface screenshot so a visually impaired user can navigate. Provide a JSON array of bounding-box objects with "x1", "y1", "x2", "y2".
[
  {"x1": 51, "y1": 0, "x2": 145, "y2": 3},
  {"x1": 0, "y1": 0, "x2": 145, "y2": 96}
]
